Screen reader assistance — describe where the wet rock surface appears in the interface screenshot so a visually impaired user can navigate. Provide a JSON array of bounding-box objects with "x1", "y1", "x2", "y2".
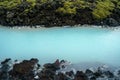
[{"x1": 0, "y1": 58, "x2": 120, "y2": 80}]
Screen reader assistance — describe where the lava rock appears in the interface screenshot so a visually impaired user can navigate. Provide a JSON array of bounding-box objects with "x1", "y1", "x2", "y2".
[
  {"x1": 103, "y1": 18, "x2": 119, "y2": 27},
  {"x1": 10, "y1": 58, "x2": 39, "y2": 79},
  {"x1": 85, "y1": 69, "x2": 94, "y2": 77},
  {"x1": 0, "y1": 58, "x2": 11, "y2": 80},
  {"x1": 44, "y1": 59, "x2": 60, "y2": 72},
  {"x1": 74, "y1": 71, "x2": 88, "y2": 80}
]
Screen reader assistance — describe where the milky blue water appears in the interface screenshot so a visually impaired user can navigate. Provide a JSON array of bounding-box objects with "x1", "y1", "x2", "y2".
[{"x1": 0, "y1": 26, "x2": 120, "y2": 66}]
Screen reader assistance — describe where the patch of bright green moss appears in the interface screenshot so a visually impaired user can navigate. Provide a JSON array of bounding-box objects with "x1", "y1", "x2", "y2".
[
  {"x1": 26, "y1": 0, "x2": 36, "y2": 7},
  {"x1": 0, "y1": 0, "x2": 21, "y2": 9},
  {"x1": 56, "y1": 0, "x2": 88, "y2": 14},
  {"x1": 92, "y1": 0, "x2": 115, "y2": 19},
  {"x1": 56, "y1": 1, "x2": 76, "y2": 14}
]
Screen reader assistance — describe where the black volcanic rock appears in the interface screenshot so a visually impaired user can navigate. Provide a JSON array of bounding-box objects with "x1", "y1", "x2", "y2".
[
  {"x1": 0, "y1": 0, "x2": 120, "y2": 27},
  {"x1": 103, "y1": 71, "x2": 114, "y2": 78},
  {"x1": 9, "y1": 58, "x2": 39, "y2": 79},
  {"x1": 74, "y1": 71, "x2": 88, "y2": 80},
  {"x1": 55, "y1": 72, "x2": 68, "y2": 80},
  {"x1": 85, "y1": 69, "x2": 94, "y2": 77},
  {"x1": 0, "y1": 58, "x2": 120, "y2": 80},
  {"x1": 43, "y1": 59, "x2": 60, "y2": 72},
  {"x1": 103, "y1": 18, "x2": 119, "y2": 27},
  {"x1": 1, "y1": 58, "x2": 11, "y2": 65},
  {"x1": 0, "y1": 58, "x2": 11, "y2": 80}
]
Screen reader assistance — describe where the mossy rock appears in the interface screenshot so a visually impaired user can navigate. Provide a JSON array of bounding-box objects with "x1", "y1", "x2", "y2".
[{"x1": 92, "y1": 0, "x2": 115, "y2": 19}]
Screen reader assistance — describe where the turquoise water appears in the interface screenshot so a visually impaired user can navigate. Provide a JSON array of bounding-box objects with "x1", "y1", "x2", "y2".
[{"x1": 0, "y1": 26, "x2": 120, "y2": 66}]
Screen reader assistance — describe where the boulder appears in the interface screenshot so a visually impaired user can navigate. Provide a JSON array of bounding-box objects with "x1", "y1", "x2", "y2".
[
  {"x1": 85, "y1": 69, "x2": 94, "y2": 77},
  {"x1": 55, "y1": 72, "x2": 68, "y2": 80},
  {"x1": 44, "y1": 59, "x2": 60, "y2": 71},
  {"x1": 103, "y1": 18, "x2": 119, "y2": 27},
  {"x1": 10, "y1": 58, "x2": 39, "y2": 79},
  {"x1": 6, "y1": 11, "x2": 14, "y2": 18},
  {"x1": 0, "y1": 58, "x2": 11, "y2": 80}
]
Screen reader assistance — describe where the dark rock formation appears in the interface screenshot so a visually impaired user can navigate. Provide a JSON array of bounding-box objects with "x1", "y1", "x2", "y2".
[
  {"x1": 9, "y1": 58, "x2": 39, "y2": 80},
  {"x1": 103, "y1": 18, "x2": 119, "y2": 27},
  {"x1": 0, "y1": 0, "x2": 120, "y2": 27},
  {"x1": 0, "y1": 58, "x2": 120, "y2": 80},
  {"x1": 0, "y1": 58, "x2": 11, "y2": 80},
  {"x1": 43, "y1": 59, "x2": 60, "y2": 72},
  {"x1": 74, "y1": 71, "x2": 88, "y2": 80}
]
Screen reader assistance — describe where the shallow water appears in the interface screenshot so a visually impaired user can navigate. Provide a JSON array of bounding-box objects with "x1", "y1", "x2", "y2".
[{"x1": 0, "y1": 26, "x2": 120, "y2": 66}]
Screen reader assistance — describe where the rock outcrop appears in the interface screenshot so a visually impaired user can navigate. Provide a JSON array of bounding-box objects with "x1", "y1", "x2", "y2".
[
  {"x1": 0, "y1": 58, "x2": 120, "y2": 80},
  {"x1": 0, "y1": 0, "x2": 120, "y2": 27}
]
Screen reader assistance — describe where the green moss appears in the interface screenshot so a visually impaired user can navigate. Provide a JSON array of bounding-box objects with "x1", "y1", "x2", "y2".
[
  {"x1": 39, "y1": 0, "x2": 54, "y2": 4},
  {"x1": 23, "y1": 8, "x2": 30, "y2": 13},
  {"x1": 0, "y1": 0, "x2": 36, "y2": 9},
  {"x1": 40, "y1": 0, "x2": 48, "y2": 3},
  {"x1": 56, "y1": 0, "x2": 90, "y2": 14},
  {"x1": 73, "y1": 0, "x2": 89, "y2": 9},
  {"x1": 113, "y1": 0, "x2": 120, "y2": 9},
  {"x1": 92, "y1": 0, "x2": 115, "y2": 19},
  {"x1": 26, "y1": 0, "x2": 36, "y2": 7},
  {"x1": 56, "y1": 1, "x2": 77, "y2": 14},
  {"x1": 117, "y1": 2, "x2": 120, "y2": 9},
  {"x1": 0, "y1": 0, "x2": 21, "y2": 9},
  {"x1": 0, "y1": 0, "x2": 118, "y2": 23},
  {"x1": 57, "y1": 7, "x2": 76, "y2": 14}
]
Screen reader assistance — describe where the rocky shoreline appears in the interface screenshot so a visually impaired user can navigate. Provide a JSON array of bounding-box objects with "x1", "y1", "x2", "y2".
[
  {"x1": 0, "y1": 0, "x2": 120, "y2": 27},
  {"x1": 0, "y1": 58, "x2": 120, "y2": 80}
]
